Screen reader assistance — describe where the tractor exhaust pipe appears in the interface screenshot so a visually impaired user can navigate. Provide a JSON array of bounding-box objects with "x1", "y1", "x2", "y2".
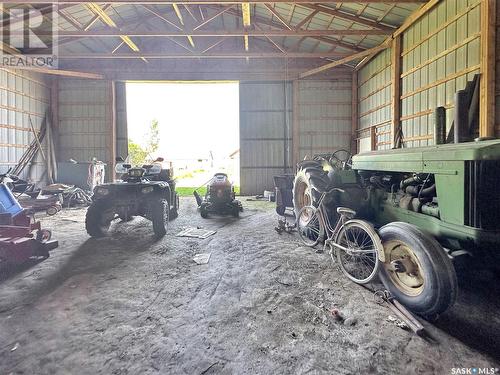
[{"x1": 193, "y1": 190, "x2": 203, "y2": 206}]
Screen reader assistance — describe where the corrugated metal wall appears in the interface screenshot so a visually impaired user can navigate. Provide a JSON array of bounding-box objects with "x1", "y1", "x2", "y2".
[
  {"x1": 357, "y1": 49, "x2": 392, "y2": 152},
  {"x1": 58, "y1": 79, "x2": 113, "y2": 170},
  {"x1": 0, "y1": 68, "x2": 50, "y2": 183},
  {"x1": 239, "y1": 81, "x2": 292, "y2": 195},
  {"x1": 357, "y1": 0, "x2": 481, "y2": 150},
  {"x1": 296, "y1": 79, "x2": 352, "y2": 159},
  {"x1": 400, "y1": 0, "x2": 481, "y2": 147}
]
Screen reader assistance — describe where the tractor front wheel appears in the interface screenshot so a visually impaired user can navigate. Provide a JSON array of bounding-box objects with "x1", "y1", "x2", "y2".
[{"x1": 378, "y1": 222, "x2": 458, "y2": 318}]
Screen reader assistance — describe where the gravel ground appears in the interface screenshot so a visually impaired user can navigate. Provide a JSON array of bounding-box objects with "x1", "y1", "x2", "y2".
[{"x1": 0, "y1": 197, "x2": 499, "y2": 374}]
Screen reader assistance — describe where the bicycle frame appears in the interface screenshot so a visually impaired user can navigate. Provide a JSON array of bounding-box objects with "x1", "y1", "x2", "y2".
[
  {"x1": 313, "y1": 190, "x2": 345, "y2": 242},
  {"x1": 312, "y1": 190, "x2": 374, "y2": 255}
]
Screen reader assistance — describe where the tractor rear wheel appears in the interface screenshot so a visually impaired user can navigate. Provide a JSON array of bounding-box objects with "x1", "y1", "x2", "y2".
[
  {"x1": 85, "y1": 202, "x2": 114, "y2": 237},
  {"x1": 378, "y1": 222, "x2": 458, "y2": 318},
  {"x1": 292, "y1": 161, "x2": 327, "y2": 217},
  {"x1": 152, "y1": 199, "x2": 169, "y2": 238}
]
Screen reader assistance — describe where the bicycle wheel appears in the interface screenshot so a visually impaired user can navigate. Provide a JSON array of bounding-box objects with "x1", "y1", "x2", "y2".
[
  {"x1": 334, "y1": 220, "x2": 382, "y2": 284},
  {"x1": 297, "y1": 205, "x2": 324, "y2": 247}
]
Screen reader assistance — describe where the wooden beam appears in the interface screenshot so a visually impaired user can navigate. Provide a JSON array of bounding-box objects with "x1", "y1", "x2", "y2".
[
  {"x1": 299, "y1": 43, "x2": 388, "y2": 78},
  {"x1": 59, "y1": 51, "x2": 351, "y2": 59},
  {"x1": 480, "y1": 0, "x2": 496, "y2": 137},
  {"x1": 193, "y1": 6, "x2": 233, "y2": 29},
  {"x1": 390, "y1": 35, "x2": 401, "y2": 148},
  {"x1": 264, "y1": 4, "x2": 292, "y2": 30},
  {"x1": 295, "y1": 10, "x2": 318, "y2": 30},
  {"x1": 52, "y1": 29, "x2": 389, "y2": 37},
  {"x1": 8, "y1": 0, "x2": 428, "y2": 4},
  {"x1": 300, "y1": 4, "x2": 396, "y2": 32},
  {"x1": 12, "y1": 67, "x2": 104, "y2": 79}
]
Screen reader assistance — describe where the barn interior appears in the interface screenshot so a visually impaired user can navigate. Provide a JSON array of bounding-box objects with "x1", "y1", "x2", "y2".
[{"x1": 0, "y1": 0, "x2": 500, "y2": 373}]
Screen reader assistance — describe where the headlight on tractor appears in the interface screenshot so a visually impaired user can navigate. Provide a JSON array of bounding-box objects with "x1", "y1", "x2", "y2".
[
  {"x1": 95, "y1": 187, "x2": 109, "y2": 196},
  {"x1": 142, "y1": 186, "x2": 154, "y2": 194}
]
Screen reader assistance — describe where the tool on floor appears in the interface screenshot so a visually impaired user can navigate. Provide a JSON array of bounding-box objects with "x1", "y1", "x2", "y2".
[
  {"x1": 177, "y1": 227, "x2": 216, "y2": 239},
  {"x1": 275, "y1": 217, "x2": 296, "y2": 234},
  {"x1": 374, "y1": 289, "x2": 424, "y2": 336}
]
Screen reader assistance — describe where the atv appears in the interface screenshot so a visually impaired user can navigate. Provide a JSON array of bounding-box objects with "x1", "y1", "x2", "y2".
[
  {"x1": 193, "y1": 173, "x2": 242, "y2": 218},
  {"x1": 85, "y1": 159, "x2": 179, "y2": 238}
]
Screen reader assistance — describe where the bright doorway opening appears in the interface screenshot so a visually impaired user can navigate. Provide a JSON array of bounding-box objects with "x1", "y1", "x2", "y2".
[{"x1": 126, "y1": 82, "x2": 240, "y2": 195}]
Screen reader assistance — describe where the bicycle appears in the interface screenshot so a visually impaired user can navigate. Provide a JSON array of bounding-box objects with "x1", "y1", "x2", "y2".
[{"x1": 296, "y1": 187, "x2": 383, "y2": 284}]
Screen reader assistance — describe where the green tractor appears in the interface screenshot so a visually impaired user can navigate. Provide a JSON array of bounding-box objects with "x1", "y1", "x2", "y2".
[{"x1": 293, "y1": 140, "x2": 500, "y2": 317}]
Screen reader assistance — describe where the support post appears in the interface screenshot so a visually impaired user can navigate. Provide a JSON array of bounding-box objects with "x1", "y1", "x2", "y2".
[
  {"x1": 109, "y1": 80, "x2": 117, "y2": 181},
  {"x1": 479, "y1": 0, "x2": 496, "y2": 138},
  {"x1": 391, "y1": 35, "x2": 402, "y2": 148},
  {"x1": 292, "y1": 80, "x2": 300, "y2": 167},
  {"x1": 351, "y1": 71, "x2": 358, "y2": 154}
]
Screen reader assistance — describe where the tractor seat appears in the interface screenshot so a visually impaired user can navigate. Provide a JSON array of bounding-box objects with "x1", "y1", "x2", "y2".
[{"x1": 336, "y1": 207, "x2": 356, "y2": 219}]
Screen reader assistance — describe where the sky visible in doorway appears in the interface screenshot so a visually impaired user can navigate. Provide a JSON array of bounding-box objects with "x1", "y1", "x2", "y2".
[{"x1": 126, "y1": 82, "x2": 239, "y2": 161}]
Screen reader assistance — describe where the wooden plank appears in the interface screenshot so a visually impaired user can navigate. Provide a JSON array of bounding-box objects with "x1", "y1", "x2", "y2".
[
  {"x1": 351, "y1": 72, "x2": 358, "y2": 154},
  {"x1": 390, "y1": 35, "x2": 401, "y2": 148},
  {"x1": 299, "y1": 44, "x2": 388, "y2": 79},
  {"x1": 13, "y1": 0, "x2": 428, "y2": 4},
  {"x1": 480, "y1": 0, "x2": 496, "y2": 137},
  {"x1": 59, "y1": 52, "x2": 351, "y2": 59},
  {"x1": 292, "y1": 80, "x2": 300, "y2": 166},
  {"x1": 13, "y1": 67, "x2": 104, "y2": 79}
]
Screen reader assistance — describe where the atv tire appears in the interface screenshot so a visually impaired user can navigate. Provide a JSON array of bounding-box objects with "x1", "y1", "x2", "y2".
[
  {"x1": 152, "y1": 199, "x2": 169, "y2": 238},
  {"x1": 170, "y1": 194, "x2": 180, "y2": 220},
  {"x1": 86, "y1": 202, "x2": 114, "y2": 237}
]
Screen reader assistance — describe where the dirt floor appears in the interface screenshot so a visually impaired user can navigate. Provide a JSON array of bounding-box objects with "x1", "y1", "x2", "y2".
[{"x1": 1, "y1": 197, "x2": 499, "y2": 374}]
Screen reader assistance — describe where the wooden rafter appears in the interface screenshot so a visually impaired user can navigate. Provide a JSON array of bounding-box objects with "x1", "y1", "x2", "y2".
[
  {"x1": 59, "y1": 51, "x2": 354, "y2": 59},
  {"x1": 264, "y1": 4, "x2": 292, "y2": 30},
  {"x1": 9, "y1": 0, "x2": 428, "y2": 4},
  {"x1": 50, "y1": 29, "x2": 389, "y2": 37},
  {"x1": 299, "y1": 43, "x2": 388, "y2": 78}
]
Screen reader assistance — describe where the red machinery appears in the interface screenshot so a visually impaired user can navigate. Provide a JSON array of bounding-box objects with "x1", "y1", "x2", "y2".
[{"x1": 0, "y1": 183, "x2": 58, "y2": 266}]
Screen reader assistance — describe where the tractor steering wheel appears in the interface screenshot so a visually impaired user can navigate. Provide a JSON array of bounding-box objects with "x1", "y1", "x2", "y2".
[{"x1": 329, "y1": 149, "x2": 352, "y2": 170}]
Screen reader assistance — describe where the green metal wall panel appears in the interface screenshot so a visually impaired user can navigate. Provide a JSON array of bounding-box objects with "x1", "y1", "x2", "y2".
[
  {"x1": 400, "y1": 0, "x2": 481, "y2": 148},
  {"x1": 297, "y1": 79, "x2": 352, "y2": 159},
  {"x1": 358, "y1": 48, "x2": 392, "y2": 152},
  {"x1": 58, "y1": 79, "x2": 113, "y2": 171},
  {"x1": 0, "y1": 68, "x2": 50, "y2": 184},
  {"x1": 357, "y1": 0, "x2": 482, "y2": 152}
]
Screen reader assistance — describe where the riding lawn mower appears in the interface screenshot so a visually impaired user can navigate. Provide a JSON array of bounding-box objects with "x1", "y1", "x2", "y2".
[{"x1": 194, "y1": 173, "x2": 242, "y2": 218}]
